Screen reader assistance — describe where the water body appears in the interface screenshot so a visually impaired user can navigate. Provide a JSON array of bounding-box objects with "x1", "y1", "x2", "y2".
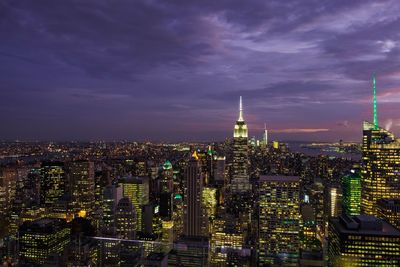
[{"x1": 287, "y1": 142, "x2": 362, "y2": 161}]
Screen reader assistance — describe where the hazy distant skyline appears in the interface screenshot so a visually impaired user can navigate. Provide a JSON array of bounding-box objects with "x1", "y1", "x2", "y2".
[{"x1": 1, "y1": 0, "x2": 400, "y2": 142}]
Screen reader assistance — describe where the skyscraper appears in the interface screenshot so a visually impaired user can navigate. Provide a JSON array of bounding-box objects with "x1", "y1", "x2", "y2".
[
  {"x1": 184, "y1": 156, "x2": 204, "y2": 237},
  {"x1": 341, "y1": 170, "x2": 361, "y2": 216},
  {"x1": 259, "y1": 175, "x2": 301, "y2": 266},
  {"x1": 68, "y1": 161, "x2": 95, "y2": 218},
  {"x1": 40, "y1": 162, "x2": 65, "y2": 207},
  {"x1": 0, "y1": 167, "x2": 17, "y2": 216},
  {"x1": 361, "y1": 75, "x2": 400, "y2": 215},
  {"x1": 101, "y1": 184, "x2": 123, "y2": 235},
  {"x1": 262, "y1": 123, "x2": 268, "y2": 147},
  {"x1": 328, "y1": 214, "x2": 400, "y2": 266},
  {"x1": 231, "y1": 96, "x2": 250, "y2": 193},
  {"x1": 377, "y1": 198, "x2": 400, "y2": 229},
  {"x1": 119, "y1": 176, "x2": 150, "y2": 232},
  {"x1": 18, "y1": 218, "x2": 70, "y2": 265},
  {"x1": 115, "y1": 197, "x2": 137, "y2": 239},
  {"x1": 161, "y1": 160, "x2": 174, "y2": 193},
  {"x1": 160, "y1": 160, "x2": 174, "y2": 220}
]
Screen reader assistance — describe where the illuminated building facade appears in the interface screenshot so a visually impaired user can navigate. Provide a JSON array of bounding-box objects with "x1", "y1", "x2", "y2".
[
  {"x1": 68, "y1": 161, "x2": 95, "y2": 217},
  {"x1": 115, "y1": 197, "x2": 137, "y2": 240},
  {"x1": 361, "y1": 76, "x2": 400, "y2": 215},
  {"x1": 173, "y1": 194, "x2": 184, "y2": 240},
  {"x1": 210, "y1": 212, "x2": 250, "y2": 266},
  {"x1": 231, "y1": 96, "x2": 250, "y2": 193},
  {"x1": 342, "y1": 171, "x2": 361, "y2": 216},
  {"x1": 300, "y1": 204, "x2": 320, "y2": 251},
  {"x1": 40, "y1": 162, "x2": 65, "y2": 207},
  {"x1": 161, "y1": 220, "x2": 174, "y2": 245},
  {"x1": 328, "y1": 214, "x2": 400, "y2": 267},
  {"x1": 259, "y1": 175, "x2": 301, "y2": 266},
  {"x1": 161, "y1": 160, "x2": 174, "y2": 193},
  {"x1": 272, "y1": 141, "x2": 279, "y2": 150},
  {"x1": 361, "y1": 121, "x2": 400, "y2": 215},
  {"x1": 184, "y1": 156, "x2": 204, "y2": 237},
  {"x1": 202, "y1": 187, "x2": 217, "y2": 220},
  {"x1": 18, "y1": 218, "x2": 70, "y2": 265},
  {"x1": 377, "y1": 198, "x2": 400, "y2": 229},
  {"x1": 160, "y1": 160, "x2": 174, "y2": 222},
  {"x1": 119, "y1": 176, "x2": 149, "y2": 232},
  {"x1": 262, "y1": 123, "x2": 268, "y2": 148},
  {"x1": 304, "y1": 182, "x2": 325, "y2": 238},
  {"x1": 0, "y1": 167, "x2": 17, "y2": 215},
  {"x1": 213, "y1": 156, "x2": 226, "y2": 183},
  {"x1": 101, "y1": 184, "x2": 122, "y2": 235},
  {"x1": 325, "y1": 184, "x2": 342, "y2": 219}
]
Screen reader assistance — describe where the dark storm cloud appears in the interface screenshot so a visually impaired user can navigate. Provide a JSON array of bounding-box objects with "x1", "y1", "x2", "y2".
[{"x1": 1, "y1": 0, "x2": 400, "y2": 141}]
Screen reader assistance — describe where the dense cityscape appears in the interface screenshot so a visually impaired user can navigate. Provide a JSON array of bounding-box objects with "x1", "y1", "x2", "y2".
[
  {"x1": 2, "y1": 1, "x2": 400, "y2": 266},
  {"x1": 1, "y1": 79, "x2": 399, "y2": 266}
]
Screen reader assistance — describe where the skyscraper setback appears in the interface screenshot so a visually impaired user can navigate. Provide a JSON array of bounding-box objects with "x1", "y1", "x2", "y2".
[{"x1": 231, "y1": 96, "x2": 251, "y2": 193}]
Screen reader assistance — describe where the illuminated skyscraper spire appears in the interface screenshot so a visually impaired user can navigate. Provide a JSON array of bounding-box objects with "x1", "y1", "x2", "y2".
[
  {"x1": 238, "y1": 96, "x2": 244, "y2": 122},
  {"x1": 373, "y1": 74, "x2": 378, "y2": 129}
]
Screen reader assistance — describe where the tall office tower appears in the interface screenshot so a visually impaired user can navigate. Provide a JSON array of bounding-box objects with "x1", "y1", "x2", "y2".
[
  {"x1": 115, "y1": 197, "x2": 137, "y2": 239},
  {"x1": 259, "y1": 176, "x2": 301, "y2": 266},
  {"x1": 377, "y1": 198, "x2": 400, "y2": 229},
  {"x1": 24, "y1": 168, "x2": 41, "y2": 206},
  {"x1": 210, "y1": 211, "x2": 250, "y2": 265},
  {"x1": 206, "y1": 146, "x2": 216, "y2": 185},
  {"x1": 328, "y1": 214, "x2": 400, "y2": 266},
  {"x1": 40, "y1": 162, "x2": 66, "y2": 207},
  {"x1": 231, "y1": 96, "x2": 250, "y2": 193},
  {"x1": 119, "y1": 176, "x2": 149, "y2": 232},
  {"x1": 214, "y1": 156, "x2": 226, "y2": 184},
  {"x1": 0, "y1": 167, "x2": 17, "y2": 215},
  {"x1": 101, "y1": 184, "x2": 123, "y2": 235},
  {"x1": 341, "y1": 170, "x2": 361, "y2": 216},
  {"x1": 159, "y1": 161, "x2": 175, "y2": 244},
  {"x1": 202, "y1": 187, "x2": 217, "y2": 220},
  {"x1": 160, "y1": 160, "x2": 174, "y2": 220},
  {"x1": 361, "y1": 75, "x2": 400, "y2": 215},
  {"x1": 161, "y1": 160, "x2": 174, "y2": 193},
  {"x1": 325, "y1": 183, "x2": 342, "y2": 220},
  {"x1": 300, "y1": 204, "x2": 320, "y2": 251},
  {"x1": 184, "y1": 156, "x2": 204, "y2": 237},
  {"x1": 94, "y1": 167, "x2": 109, "y2": 205},
  {"x1": 262, "y1": 123, "x2": 268, "y2": 146},
  {"x1": 68, "y1": 161, "x2": 95, "y2": 217},
  {"x1": 304, "y1": 181, "x2": 324, "y2": 237},
  {"x1": 173, "y1": 194, "x2": 184, "y2": 240},
  {"x1": 18, "y1": 218, "x2": 70, "y2": 265}
]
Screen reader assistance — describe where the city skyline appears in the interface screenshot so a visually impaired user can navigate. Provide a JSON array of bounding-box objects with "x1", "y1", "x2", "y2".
[{"x1": 1, "y1": 0, "x2": 400, "y2": 142}]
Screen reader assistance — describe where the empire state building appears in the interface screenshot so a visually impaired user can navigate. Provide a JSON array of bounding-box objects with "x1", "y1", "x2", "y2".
[{"x1": 231, "y1": 96, "x2": 251, "y2": 193}]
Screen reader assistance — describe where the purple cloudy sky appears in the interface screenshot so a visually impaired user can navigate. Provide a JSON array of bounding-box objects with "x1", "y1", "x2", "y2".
[{"x1": 1, "y1": 0, "x2": 400, "y2": 142}]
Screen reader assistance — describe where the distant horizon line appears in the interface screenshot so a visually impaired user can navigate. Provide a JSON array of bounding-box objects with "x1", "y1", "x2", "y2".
[{"x1": 0, "y1": 139, "x2": 361, "y2": 144}]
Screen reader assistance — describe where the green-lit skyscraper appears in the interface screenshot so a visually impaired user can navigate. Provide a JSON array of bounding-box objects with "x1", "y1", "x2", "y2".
[{"x1": 342, "y1": 170, "x2": 361, "y2": 216}]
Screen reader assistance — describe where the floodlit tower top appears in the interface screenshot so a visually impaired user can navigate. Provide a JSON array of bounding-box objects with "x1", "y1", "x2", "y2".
[{"x1": 373, "y1": 74, "x2": 378, "y2": 130}]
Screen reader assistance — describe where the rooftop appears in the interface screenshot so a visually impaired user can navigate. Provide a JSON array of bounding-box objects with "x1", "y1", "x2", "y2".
[
  {"x1": 259, "y1": 175, "x2": 300, "y2": 183},
  {"x1": 331, "y1": 214, "x2": 400, "y2": 236}
]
